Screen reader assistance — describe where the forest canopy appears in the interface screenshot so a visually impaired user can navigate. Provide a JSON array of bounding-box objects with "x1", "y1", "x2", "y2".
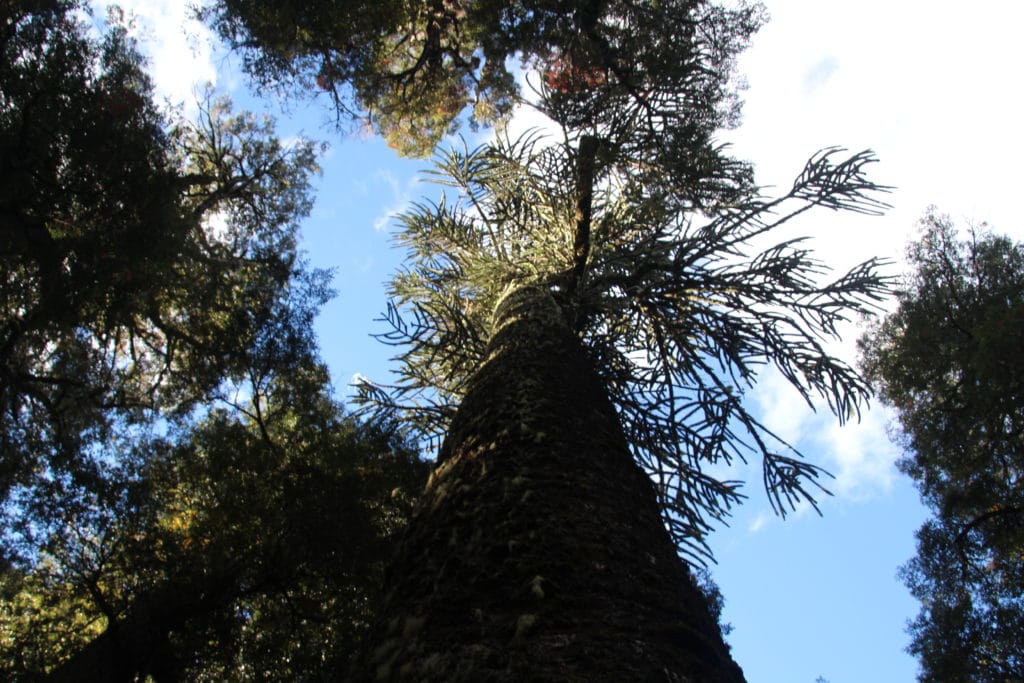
[
  {"x1": 0, "y1": 3, "x2": 428, "y2": 678},
  {"x1": 1, "y1": 0, "x2": 910, "y2": 679}
]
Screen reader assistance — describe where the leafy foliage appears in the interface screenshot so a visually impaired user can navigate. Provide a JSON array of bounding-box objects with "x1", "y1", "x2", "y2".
[
  {"x1": 860, "y1": 211, "x2": 1024, "y2": 681},
  {"x1": 201, "y1": 0, "x2": 764, "y2": 161},
  {"x1": 1, "y1": 221, "x2": 427, "y2": 679},
  {"x1": 0, "y1": 4, "x2": 435, "y2": 678},
  {"x1": 1, "y1": 357, "x2": 427, "y2": 681},
  {"x1": 0, "y1": 0, "x2": 321, "y2": 564}
]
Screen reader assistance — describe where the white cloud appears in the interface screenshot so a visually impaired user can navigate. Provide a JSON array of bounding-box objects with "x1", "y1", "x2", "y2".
[
  {"x1": 801, "y1": 56, "x2": 840, "y2": 96},
  {"x1": 728, "y1": 0, "x2": 1024, "y2": 244},
  {"x1": 371, "y1": 169, "x2": 422, "y2": 232},
  {"x1": 816, "y1": 407, "x2": 900, "y2": 500},
  {"x1": 748, "y1": 511, "x2": 772, "y2": 533},
  {"x1": 747, "y1": 366, "x2": 815, "y2": 447},
  {"x1": 711, "y1": 0, "x2": 1024, "y2": 508},
  {"x1": 502, "y1": 99, "x2": 562, "y2": 145},
  {"x1": 93, "y1": 0, "x2": 220, "y2": 110},
  {"x1": 745, "y1": 336, "x2": 902, "y2": 503}
]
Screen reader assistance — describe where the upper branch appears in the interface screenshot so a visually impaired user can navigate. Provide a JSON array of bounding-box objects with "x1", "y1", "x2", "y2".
[{"x1": 571, "y1": 135, "x2": 601, "y2": 291}]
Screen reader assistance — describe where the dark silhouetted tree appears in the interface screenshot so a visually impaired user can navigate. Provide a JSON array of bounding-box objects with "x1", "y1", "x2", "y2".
[
  {"x1": 1, "y1": 1, "x2": 319, "y2": 566},
  {"x1": 860, "y1": 211, "x2": 1024, "y2": 682},
  {"x1": 1, "y1": 4, "x2": 436, "y2": 678},
  {"x1": 1, "y1": 270, "x2": 429, "y2": 682},
  {"x1": 351, "y1": 134, "x2": 889, "y2": 683},
  {"x1": 201, "y1": 0, "x2": 764, "y2": 163}
]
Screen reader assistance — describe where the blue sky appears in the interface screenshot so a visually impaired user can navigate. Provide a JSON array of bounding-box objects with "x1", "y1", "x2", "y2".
[{"x1": 106, "y1": 0, "x2": 1024, "y2": 679}]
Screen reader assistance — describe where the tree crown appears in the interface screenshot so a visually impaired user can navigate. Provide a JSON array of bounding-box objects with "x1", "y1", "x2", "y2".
[
  {"x1": 860, "y1": 211, "x2": 1024, "y2": 680},
  {"x1": 201, "y1": 0, "x2": 765, "y2": 159},
  {"x1": 361, "y1": 130, "x2": 891, "y2": 560}
]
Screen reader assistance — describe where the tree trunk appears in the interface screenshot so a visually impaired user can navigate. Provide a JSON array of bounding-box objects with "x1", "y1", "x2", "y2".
[
  {"x1": 357, "y1": 284, "x2": 744, "y2": 682},
  {"x1": 45, "y1": 568, "x2": 244, "y2": 682},
  {"x1": 45, "y1": 605, "x2": 181, "y2": 683}
]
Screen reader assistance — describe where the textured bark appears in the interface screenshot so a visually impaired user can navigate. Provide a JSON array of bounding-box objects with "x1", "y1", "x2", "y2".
[{"x1": 357, "y1": 285, "x2": 744, "y2": 682}]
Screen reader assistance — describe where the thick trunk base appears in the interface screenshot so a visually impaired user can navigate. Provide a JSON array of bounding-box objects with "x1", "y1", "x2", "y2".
[{"x1": 357, "y1": 286, "x2": 744, "y2": 682}]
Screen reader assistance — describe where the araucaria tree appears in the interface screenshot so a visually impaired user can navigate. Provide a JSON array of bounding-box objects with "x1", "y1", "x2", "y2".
[
  {"x1": 860, "y1": 212, "x2": 1023, "y2": 682},
  {"x1": 336, "y1": 8, "x2": 891, "y2": 683},
  {"x1": 354, "y1": 138, "x2": 890, "y2": 682},
  {"x1": 205, "y1": 0, "x2": 892, "y2": 679}
]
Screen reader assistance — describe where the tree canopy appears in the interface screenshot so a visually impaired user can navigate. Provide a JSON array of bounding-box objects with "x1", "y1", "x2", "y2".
[
  {"x1": 1, "y1": 0, "x2": 318, "y2": 562},
  {"x1": 201, "y1": 0, "x2": 764, "y2": 166},
  {"x1": 860, "y1": 211, "x2": 1024, "y2": 681},
  {"x1": 0, "y1": 358, "x2": 423, "y2": 679},
  {"x1": 1, "y1": 3, "x2": 431, "y2": 678},
  {"x1": 1, "y1": 349, "x2": 427, "y2": 681}
]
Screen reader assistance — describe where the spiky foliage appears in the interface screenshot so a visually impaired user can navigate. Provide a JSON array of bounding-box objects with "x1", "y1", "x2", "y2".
[{"x1": 359, "y1": 132, "x2": 891, "y2": 560}]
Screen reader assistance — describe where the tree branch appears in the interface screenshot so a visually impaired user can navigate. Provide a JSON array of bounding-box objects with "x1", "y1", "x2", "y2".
[{"x1": 571, "y1": 135, "x2": 600, "y2": 292}]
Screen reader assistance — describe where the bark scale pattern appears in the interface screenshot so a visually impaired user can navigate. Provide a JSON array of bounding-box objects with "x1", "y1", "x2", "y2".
[{"x1": 357, "y1": 285, "x2": 744, "y2": 682}]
